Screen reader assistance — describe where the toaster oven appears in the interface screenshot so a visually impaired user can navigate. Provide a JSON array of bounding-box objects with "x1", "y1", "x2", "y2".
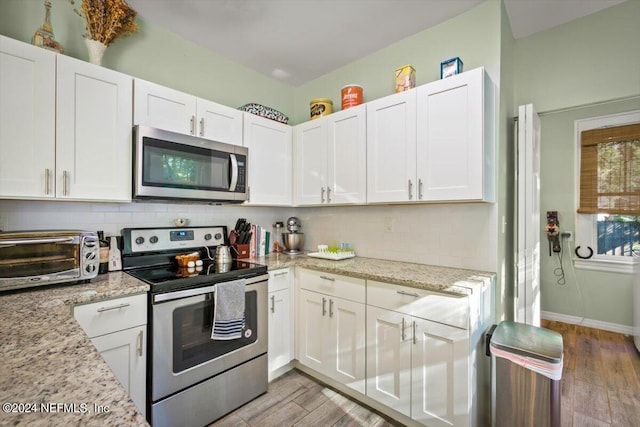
[{"x1": 0, "y1": 230, "x2": 99, "y2": 292}]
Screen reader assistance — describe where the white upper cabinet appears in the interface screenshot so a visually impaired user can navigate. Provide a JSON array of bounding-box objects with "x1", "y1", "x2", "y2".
[
  {"x1": 366, "y1": 90, "x2": 417, "y2": 203},
  {"x1": 367, "y1": 67, "x2": 494, "y2": 204},
  {"x1": 56, "y1": 55, "x2": 132, "y2": 201},
  {"x1": 133, "y1": 79, "x2": 243, "y2": 145},
  {"x1": 294, "y1": 105, "x2": 366, "y2": 206},
  {"x1": 0, "y1": 36, "x2": 56, "y2": 198},
  {"x1": 416, "y1": 67, "x2": 494, "y2": 202},
  {"x1": 243, "y1": 113, "x2": 292, "y2": 205}
]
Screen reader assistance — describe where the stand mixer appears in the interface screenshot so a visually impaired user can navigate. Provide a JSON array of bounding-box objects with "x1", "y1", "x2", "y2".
[{"x1": 283, "y1": 217, "x2": 304, "y2": 254}]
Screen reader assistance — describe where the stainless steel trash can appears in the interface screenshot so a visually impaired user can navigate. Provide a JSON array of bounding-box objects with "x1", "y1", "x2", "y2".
[{"x1": 490, "y1": 321, "x2": 563, "y2": 427}]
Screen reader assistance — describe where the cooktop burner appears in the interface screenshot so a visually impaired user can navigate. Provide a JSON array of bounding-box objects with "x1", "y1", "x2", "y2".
[{"x1": 121, "y1": 225, "x2": 267, "y2": 294}]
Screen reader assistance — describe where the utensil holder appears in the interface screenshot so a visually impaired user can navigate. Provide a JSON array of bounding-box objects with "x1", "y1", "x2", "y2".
[{"x1": 233, "y1": 243, "x2": 250, "y2": 259}]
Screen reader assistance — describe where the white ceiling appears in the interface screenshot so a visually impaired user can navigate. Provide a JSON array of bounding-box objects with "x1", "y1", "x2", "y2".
[{"x1": 127, "y1": 0, "x2": 626, "y2": 86}]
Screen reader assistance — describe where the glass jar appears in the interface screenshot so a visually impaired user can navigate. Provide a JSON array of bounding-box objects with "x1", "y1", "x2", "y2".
[{"x1": 272, "y1": 221, "x2": 284, "y2": 253}]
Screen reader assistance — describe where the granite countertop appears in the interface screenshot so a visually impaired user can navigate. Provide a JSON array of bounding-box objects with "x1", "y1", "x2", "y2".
[
  {"x1": 252, "y1": 253, "x2": 495, "y2": 296},
  {"x1": 0, "y1": 272, "x2": 149, "y2": 426}
]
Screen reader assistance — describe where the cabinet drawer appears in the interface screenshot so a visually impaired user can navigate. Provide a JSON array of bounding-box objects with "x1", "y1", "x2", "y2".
[
  {"x1": 367, "y1": 280, "x2": 468, "y2": 329},
  {"x1": 74, "y1": 293, "x2": 147, "y2": 338},
  {"x1": 297, "y1": 269, "x2": 365, "y2": 303},
  {"x1": 269, "y1": 268, "x2": 291, "y2": 292}
]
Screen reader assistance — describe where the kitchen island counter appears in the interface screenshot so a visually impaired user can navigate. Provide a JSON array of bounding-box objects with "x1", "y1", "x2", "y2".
[
  {"x1": 0, "y1": 273, "x2": 149, "y2": 426},
  {"x1": 253, "y1": 253, "x2": 494, "y2": 295}
]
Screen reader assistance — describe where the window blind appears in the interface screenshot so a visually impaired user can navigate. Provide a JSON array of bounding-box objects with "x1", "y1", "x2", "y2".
[{"x1": 578, "y1": 123, "x2": 640, "y2": 214}]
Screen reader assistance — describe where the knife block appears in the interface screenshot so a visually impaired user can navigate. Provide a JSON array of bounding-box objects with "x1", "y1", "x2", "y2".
[{"x1": 233, "y1": 243, "x2": 250, "y2": 259}]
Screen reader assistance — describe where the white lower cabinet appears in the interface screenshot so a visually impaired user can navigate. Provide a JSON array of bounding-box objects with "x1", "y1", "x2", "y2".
[
  {"x1": 73, "y1": 294, "x2": 147, "y2": 416},
  {"x1": 296, "y1": 269, "x2": 366, "y2": 394},
  {"x1": 268, "y1": 269, "x2": 293, "y2": 380}
]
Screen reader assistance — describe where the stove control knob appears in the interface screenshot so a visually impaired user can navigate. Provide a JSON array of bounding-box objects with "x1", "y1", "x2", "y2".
[
  {"x1": 135, "y1": 236, "x2": 145, "y2": 245},
  {"x1": 214, "y1": 233, "x2": 222, "y2": 240},
  {"x1": 86, "y1": 264, "x2": 96, "y2": 273},
  {"x1": 150, "y1": 236, "x2": 159, "y2": 244},
  {"x1": 204, "y1": 233, "x2": 212, "y2": 241}
]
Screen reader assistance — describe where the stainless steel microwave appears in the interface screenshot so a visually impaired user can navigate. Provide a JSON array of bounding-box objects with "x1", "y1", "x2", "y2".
[
  {"x1": 0, "y1": 230, "x2": 99, "y2": 292},
  {"x1": 133, "y1": 125, "x2": 248, "y2": 203}
]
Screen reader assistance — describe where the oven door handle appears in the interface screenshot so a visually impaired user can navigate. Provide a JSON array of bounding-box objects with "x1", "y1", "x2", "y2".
[
  {"x1": 154, "y1": 284, "x2": 218, "y2": 303},
  {"x1": 0, "y1": 236, "x2": 75, "y2": 246}
]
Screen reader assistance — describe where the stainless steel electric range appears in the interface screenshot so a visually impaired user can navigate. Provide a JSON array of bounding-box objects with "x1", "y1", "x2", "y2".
[{"x1": 121, "y1": 226, "x2": 268, "y2": 427}]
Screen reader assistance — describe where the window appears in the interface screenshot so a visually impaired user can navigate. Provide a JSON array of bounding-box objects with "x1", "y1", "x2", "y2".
[{"x1": 575, "y1": 111, "x2": 640, "y2": 273}]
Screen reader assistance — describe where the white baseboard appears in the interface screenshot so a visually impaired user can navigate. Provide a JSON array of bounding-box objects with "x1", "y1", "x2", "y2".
[{"x1": 541, "y1": 310, "x2": 634, "y2": 335}]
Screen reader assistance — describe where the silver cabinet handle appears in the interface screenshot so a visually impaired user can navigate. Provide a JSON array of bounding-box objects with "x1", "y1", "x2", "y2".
[
  {"x1": 408, "y1": 179, "x2": 413, "y2": 200},
  {"x1": 329, "y1": 299, "x2": 334, "y2": 318},
  {"x1": 401, "y1": 317, "x2": 406, "y2": 341},
  {"x1": 397, "y1": 290, "x2": 420, "y2": 298},
  {"x1": 44, "y1": 168, "x2": 51, "y2": 195},
  {"x1": 247, "y1": 186, "x2": 251, "y2": 202},
  {"x1": 320, "y1": 276, "x2": 335, "y2": 282},
  {"x1": 326, "y1": 186, "x2": 331, "y2": 203},
  {"x1": 62, "y1": 170, "x2": 70, "y2": 196},
  {"x1": 190, "y1": 115, "x2": 195, "y2": 135},
  {"x1": 322, "y1": 297, "x2": 327, "y2": 316},
  {"x1": 418, "y1": 179, "x2": 423, "y2": 200},
  {"x1": 96, "y1": 302, "x2": 130, "y2": 312},
  {"x1": 413, "y1": 321, "x2": 417, "y2": 344},
  {"x1": 137, "y1": 330, "x2": 144, "y2": 357},
  {"x1": 199, "y1": 117, "x2": 204, "y2": 136},
  {"x1": 270, "y1": 295, "x2": 275, "y2": 313},
  {"x1": 321, "y1": 187, "x2": 325, "y2": 203},
  {"x1": 274, "y1": 271, "x2": 289, "y2": 277}
]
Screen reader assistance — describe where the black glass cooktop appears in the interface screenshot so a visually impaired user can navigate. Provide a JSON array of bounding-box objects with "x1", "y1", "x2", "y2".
[{"x1": 126, "y1": 259, "x2": 267, "y2": 294}]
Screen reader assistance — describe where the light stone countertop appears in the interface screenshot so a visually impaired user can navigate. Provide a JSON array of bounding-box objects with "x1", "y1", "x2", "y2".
[
  {"x1": 251, "y1": 253, "x2": 495, "y2": 296},
  {"x1": 0, "y1": 272, "x2": 149, "y2": 427}
]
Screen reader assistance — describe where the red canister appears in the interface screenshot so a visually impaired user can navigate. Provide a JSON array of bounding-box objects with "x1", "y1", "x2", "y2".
[{"x1": 341, "y1": 85, "x2": 363, "y2": 110}]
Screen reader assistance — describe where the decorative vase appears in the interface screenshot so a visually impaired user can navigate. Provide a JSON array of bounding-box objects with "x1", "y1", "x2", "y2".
[{"x1": 85, "y1": 38, "x2": 107, "y2": 66}]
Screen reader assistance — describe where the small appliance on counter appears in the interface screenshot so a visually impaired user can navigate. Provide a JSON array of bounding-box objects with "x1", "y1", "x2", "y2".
[
  {"x1": 0, "y1": 230, "x2": 99, "y2": 292},
  {"x1": 283, "y1": 217, "x2": 304, "y2": 254}
]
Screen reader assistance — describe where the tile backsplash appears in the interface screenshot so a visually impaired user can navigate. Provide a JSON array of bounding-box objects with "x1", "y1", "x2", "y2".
[{"x1": 0, "y1": 200, "x2": 497, "y2": 272}]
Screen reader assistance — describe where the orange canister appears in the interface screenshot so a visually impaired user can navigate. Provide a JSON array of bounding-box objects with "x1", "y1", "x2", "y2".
[
  {"x1": 341, "y1": 85, "x2": 363, "y2": 110},
  {"x1": 310, "y1": 98, "x2": 333, "y2": 120}
]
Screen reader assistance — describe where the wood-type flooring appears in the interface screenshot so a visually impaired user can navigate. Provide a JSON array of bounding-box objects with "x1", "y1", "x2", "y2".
[{"x1": 211, "y1": 321, "x2": 640, "y2": 427}]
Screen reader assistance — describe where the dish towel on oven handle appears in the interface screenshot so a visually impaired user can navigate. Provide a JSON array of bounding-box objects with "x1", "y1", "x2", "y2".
[{"x1": 211, "y1": 278, "x2": 246, "y2": 340}]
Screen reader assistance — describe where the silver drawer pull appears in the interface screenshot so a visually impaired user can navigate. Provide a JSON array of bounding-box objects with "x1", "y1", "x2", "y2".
[
  {"x1": 274, "y1": 271, "x2": 289, "y2": 277},
  {"x1": 321, "y1": 187, "x2": 325, "y2": 203},
  {"x1": 320, "y1": 276, "x2": 335, "y2": 282},
  {"x1": 137, "y1": 330, "x2": 144, "y2": 357},
  {"x1": 96, "y1": 302, "x2": 130, "y2": 312},
  {"x1": 397, "y1": 290, "x2": 420, "y2": 298},
  {"x1": 270, "y1": 295, "x2": 275, "y2": 313},
  {"x1": 329, "y1": 299, "x2": 334, "y2": 318},
  {"x1": 322, "y1": 297, "x2": 327, "y2": 316},
  {"x1": 401, "y1": 317, "x2": 406, "y2": 341},
  {"x1": 413, "y1": 321, "x2": 417, "y2": 345}
]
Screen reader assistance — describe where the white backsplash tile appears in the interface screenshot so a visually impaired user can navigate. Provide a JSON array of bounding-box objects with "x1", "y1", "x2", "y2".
[{"x1": 0, "y1": 200, "x2": 496, "y2": 272}]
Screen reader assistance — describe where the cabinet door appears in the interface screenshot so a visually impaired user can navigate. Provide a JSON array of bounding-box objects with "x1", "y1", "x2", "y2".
[
  {"x1": 327, "y1": 105, "x2": 367, "y2": 204},
  {"x1": 293, "y1": 119, "x2": 327, "y2": 205},
  {"x1": 366, "y1": 305, "x2": 412, "y2": 417},
  {"x1": 417, "y1": 67, "x2": 489, "y2": 201},
  {"x1": 56, "y1": 55, "x2": 132, "y2": 201},
  {"x1": 411, "y1": 318, "x2": 469, "y2": 427},
  {"x1": 366, "y1": 90, "x2": 417, "y2": 203},
  {"x1": 91, "y1": 325, "x2": 146, "y2": 417},
  {"x1": 133, "y1": 78, "x2": 196, "y2": 135},
  {"x1": 196, "y1": 98, "x2": 243, "y2": 144},
  {"x1": 0, "y1": 36, "x2": 55, "y2": 198},
  {"x1": 268, "y1": 288, "x2": 292, "y2": 380},
  {"x1": 297, "y1": 289, "x2": 330, "y2": 374},
  {"x1": 329, "y1": 297, "x2": 365, "y2": 393},
  {"x1": 243, "y1": 113, "x2": 293, "y2": 205}
]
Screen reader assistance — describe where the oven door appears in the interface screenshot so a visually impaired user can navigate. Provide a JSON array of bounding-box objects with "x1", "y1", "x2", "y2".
[
  {"x1": 151, "y1": 274, "x2": 267, "y2": 401},
  {"x1": 133, "y1": 125, "x2": 248, "y2": 202}
]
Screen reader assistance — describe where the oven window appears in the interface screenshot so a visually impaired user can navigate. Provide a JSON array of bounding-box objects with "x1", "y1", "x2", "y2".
[
  {"x1": 172, "y1": 290, "x2": 258, "y2": 373},
  {"x1": 0, "y1": 242, "x2": 78, "y2": 278},
  {"x1": 142, "y1": 137, "x2": 230, "y2": 191}
]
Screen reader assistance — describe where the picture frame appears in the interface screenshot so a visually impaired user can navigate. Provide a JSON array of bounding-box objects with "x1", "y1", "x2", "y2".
[{"x1": 440, "y1": 57, "x2": 463, "y2": 79}]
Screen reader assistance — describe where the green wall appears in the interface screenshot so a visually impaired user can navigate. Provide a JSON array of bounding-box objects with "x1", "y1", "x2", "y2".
[
  {"x1": 0, "y1": 0, "x2": 294, "y2": 118},
  {"x1": 515, "y1": 0, "x2": 640, "y2": 327}
]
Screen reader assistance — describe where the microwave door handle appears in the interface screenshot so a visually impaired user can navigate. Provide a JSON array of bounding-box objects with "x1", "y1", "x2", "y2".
[
  {"x1": 229, "y1": 154, "x2": 238, "y2": 192},
  {"x1": 0, "y1": 236, "x2": 75, "y2": 246}
]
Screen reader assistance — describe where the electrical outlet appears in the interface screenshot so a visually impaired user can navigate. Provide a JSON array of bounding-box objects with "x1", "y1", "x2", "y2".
[
  {"x1": 561, "y1": 231, "x2": 573, "y2": 241},
  {"x1": 383, "y1": 217, "x2": 394, "y2": 232}
]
